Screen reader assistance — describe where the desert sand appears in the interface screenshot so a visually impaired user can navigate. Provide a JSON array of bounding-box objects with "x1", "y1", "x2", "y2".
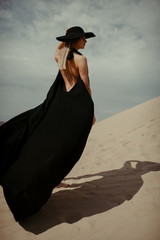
[{"x1": 0, "y1": 96, "x2": 160, "y2": 240}]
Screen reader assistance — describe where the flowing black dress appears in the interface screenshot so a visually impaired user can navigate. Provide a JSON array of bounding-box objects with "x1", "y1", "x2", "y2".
[{"x1": 0, "y1": 52, "x2": 94, "y2": 221}]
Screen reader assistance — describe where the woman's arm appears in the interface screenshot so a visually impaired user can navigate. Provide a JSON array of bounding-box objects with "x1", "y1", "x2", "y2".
[
  {"x1": 78, "y1": 56, "x2": 96, "y2": 125},
  {"x1": 78, "y1": 56, "x2": 91, "y2": 95}
]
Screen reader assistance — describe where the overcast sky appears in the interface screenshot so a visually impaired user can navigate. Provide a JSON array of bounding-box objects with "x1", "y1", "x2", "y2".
[{"x1": 0, "y1": 0, "x2": 160, "y2": 122}]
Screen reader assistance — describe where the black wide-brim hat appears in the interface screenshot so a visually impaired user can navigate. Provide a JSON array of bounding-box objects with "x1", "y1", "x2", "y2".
[{"x1": 56, "y1": 26, "x2": 96, "y2": 42}]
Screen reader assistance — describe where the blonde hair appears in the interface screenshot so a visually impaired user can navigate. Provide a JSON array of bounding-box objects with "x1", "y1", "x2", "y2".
[
  {"x1": 57, "y1": 46, "x2": 70, "y2": 70},
  {"x1": 57, "y1": 38, "x2": 81, "y2": 70}
]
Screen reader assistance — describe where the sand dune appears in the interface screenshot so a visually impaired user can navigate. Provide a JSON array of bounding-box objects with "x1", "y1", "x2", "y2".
[{"x1": 0, "y1": 97, "x2": 160, "y2": 240}]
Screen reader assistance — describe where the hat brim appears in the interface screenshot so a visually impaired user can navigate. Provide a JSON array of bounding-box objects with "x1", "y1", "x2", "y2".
[
  {"x1": 84, "y1": 32, "x2": 96, "y2": 39},
  {"x1": 56, "y1": 32, "x2": 96, "y2": 42}
]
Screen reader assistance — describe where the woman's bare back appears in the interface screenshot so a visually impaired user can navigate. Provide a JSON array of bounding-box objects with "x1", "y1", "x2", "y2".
[
  {"x1": 55, "y1": 46, "x2": 91, "y2": 96},
  {"x1": 60, "y1": 53, "x2": 82, "y2": 92}
]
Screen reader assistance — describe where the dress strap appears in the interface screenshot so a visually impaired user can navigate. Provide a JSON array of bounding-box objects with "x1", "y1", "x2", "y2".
[
  {"x1": 67, "y1": 48, "x2": 82, "y2": 60},
  {"x1": 71, "y1": 48, "x2": 82, "y2": 55}
]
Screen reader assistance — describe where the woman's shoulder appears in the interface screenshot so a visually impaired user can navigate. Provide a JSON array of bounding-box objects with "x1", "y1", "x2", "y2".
[
  {"x1": 73, "y1": 55, "x2": 88, "y2": 73},
  {"x1": 74, "y1": 54, "x2": 87, "y2": 70},
  {"x1": 74, "y1": 53, "x2": 87, "y2": 62}
]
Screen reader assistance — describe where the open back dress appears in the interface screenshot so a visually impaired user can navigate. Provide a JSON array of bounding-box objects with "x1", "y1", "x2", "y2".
[{"x1": 0, "y1": 50, "x2": 94, "y2": 221}]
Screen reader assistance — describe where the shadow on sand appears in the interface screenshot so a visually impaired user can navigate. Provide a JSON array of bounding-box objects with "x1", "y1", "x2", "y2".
[{"x1": 19, "y1": 160, "x2": 160, "y2": 234}]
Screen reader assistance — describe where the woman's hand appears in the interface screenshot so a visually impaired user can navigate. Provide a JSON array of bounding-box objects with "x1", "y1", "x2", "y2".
[{"x1": 92, "y1": 115, "x2": 96, "y2": 125}]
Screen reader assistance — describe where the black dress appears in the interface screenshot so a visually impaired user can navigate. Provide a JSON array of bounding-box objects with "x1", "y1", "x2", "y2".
[{"x1": 0, "y1": 51, "x2": 94, "y2": 221}]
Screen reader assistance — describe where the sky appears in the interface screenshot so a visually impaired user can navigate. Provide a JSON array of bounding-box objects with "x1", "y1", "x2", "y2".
[{"x1": 0, "y1": 0, "x2": 160, "y2": 122}]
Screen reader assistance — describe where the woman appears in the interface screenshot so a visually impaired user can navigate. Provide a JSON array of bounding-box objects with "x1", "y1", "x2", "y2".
[
  {"x1": 55, "y1": 26, "x2": 96, "y2": 124},
  {"x1": 0, "y1": 26, "x2": 96, "y2": 221}
]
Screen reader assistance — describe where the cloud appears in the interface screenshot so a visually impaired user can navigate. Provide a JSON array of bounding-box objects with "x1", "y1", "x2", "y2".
[{"x1": 0, "y1": 0, "x2": 160, "y2": 121}]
